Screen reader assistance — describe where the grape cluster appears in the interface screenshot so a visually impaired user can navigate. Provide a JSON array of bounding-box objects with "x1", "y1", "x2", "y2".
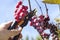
[
  {"x1": 30, "y1": 15, "x2": 51, "y2": 39},
  {"x1": 30, "y1": 14, "x2": 59, "y2": 40},
  {"x1": 14, "y1": 1, "x2": 28, "y2": 22}
]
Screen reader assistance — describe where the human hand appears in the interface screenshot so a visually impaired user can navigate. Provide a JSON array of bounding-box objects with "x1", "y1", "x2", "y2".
[{"x1": 0, "y1": 21, "x2": 22, "y2": 40}]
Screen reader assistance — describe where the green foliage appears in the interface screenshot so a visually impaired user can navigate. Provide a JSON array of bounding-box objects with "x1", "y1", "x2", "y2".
[
  {"x1": 36, "y1": 35, "x2": 42, "y2": 40},
  {"x1": 31, "y1": 37, "x2": 34, "y2": 40},
  {"x1": 56, "y1": 30, "x2": 60, "y2": 40},
  {"x1": 24, "y1": 35, "x2": 42, "y2": 40},
  {"x1": 25, "y1": 36, "x2": 29, "y2": 40}
]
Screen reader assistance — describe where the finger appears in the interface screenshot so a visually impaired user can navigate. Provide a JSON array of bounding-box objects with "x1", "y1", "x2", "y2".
[
  {"x1": 0, "y1": 21, "x2": 13, "y2": 29},
  {"x1": 0, "y1": 29, "x2": 21, "y2": 40},
  {"x1": 4, "y1": 21, "x2": 13, "y2": 29},
  {"x1": 8, "y1": 33, "x2": 22, "y2": 40},
  {"x1": 19, "y1": 33, "x2": 22, "y2": 39},
  {"x1": 7, "y1": 27, "x2": 22, "y2": 37}
]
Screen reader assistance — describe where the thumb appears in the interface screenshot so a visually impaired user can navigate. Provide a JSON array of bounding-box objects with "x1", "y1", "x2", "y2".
[{"x1": 0, "y1": 21, "x2": 13, "y2": 29}]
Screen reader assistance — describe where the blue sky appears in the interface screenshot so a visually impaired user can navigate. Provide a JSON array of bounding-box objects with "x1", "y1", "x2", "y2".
[{"x1": 0, "y1": 0, "x2": 60, "y2": 40}]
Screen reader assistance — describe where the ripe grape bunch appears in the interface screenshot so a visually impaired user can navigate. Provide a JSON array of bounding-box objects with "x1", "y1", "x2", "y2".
[{"x1": 14, "y1": 1, "x2": 28, "y2": 22}]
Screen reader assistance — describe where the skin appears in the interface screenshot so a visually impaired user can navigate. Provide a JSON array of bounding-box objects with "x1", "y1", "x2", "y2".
[{"x1": 0, "y1": 21, "x2": 22, "y2": 40}]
